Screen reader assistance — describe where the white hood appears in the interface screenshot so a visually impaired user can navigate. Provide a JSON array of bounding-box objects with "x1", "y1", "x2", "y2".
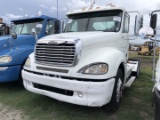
[{"x1": 39, "y1": 31, "x2": 124, "y2": 49}]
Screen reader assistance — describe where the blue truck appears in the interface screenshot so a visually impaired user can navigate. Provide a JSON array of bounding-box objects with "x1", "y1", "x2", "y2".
[{"x1": 0, "y1": 15, "x2": 61, "y2": 82}]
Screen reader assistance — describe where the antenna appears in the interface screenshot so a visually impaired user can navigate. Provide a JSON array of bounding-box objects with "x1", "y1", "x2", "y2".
[
  {"x1": 57, "y1": 0, "x2": 58, "y2": 19},
  {"x1": 90, "y1": 0, "x2": 95, "y2": 8}
]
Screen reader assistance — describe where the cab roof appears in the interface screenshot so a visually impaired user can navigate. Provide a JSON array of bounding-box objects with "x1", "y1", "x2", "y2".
[
  {"x1": 11, "y1": 15, "x2": 56, "y2": 23},
  {"x1": 67, "y1": 5, "x2": 127, "y2": 16}
]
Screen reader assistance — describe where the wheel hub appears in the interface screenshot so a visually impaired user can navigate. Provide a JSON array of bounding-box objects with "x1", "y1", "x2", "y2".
[{"x1": 116, "y1": 78, "x2": 122, "y2": 103}]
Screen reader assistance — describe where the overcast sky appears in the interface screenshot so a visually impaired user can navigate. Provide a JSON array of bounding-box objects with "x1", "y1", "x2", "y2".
[
  {"x1": 1, "y1": 0, "x2": 160, "y2": 23},
  {"x1": 1, "y1": 0, "x2": 160, "y2": 44}
]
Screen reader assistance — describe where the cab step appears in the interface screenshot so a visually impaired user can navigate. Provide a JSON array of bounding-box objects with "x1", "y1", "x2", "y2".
[{"x1": 125, "y1": 76, "x2": 136, "y2": 87}]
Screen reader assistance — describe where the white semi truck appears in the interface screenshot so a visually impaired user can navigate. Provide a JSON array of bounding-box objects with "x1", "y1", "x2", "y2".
[{"x1": 22, "y1": 5, "x2": 143, "y2": 111}]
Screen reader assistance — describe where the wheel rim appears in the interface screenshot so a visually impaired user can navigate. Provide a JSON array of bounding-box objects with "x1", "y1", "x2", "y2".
[{"x1": 116, "y1": 78, "x2": 122, "y2": 103}]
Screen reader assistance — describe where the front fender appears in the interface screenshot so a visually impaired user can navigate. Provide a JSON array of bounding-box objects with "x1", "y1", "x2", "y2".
[
  {"x1": 0, "y1": 45, "x2": 34, "y2": 67},
  {"x1": 71, "y1": 47, "x2": 126, "y2": 79}
]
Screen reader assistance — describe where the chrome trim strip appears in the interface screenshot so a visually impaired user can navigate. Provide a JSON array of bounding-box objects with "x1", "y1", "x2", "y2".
[{"x1": 0, "y1": 67, "x2": 8, "y2": 71}]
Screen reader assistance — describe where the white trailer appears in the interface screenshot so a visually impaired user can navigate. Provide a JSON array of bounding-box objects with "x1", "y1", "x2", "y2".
[{"x1": 22, "y1": 4, "x2": 142, "y2": 111}]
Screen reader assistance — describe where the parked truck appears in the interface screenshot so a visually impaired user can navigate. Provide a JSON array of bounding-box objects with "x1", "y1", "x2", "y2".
[
  {"x1": 0, "y1": 15, "x2": 62, "y2": 82},
  {"x1": 139, "y1": 10, "x2": 160, "y2": 120},
  {"x1": 22, "y1": 5, "x2": 142, "y2": 111},
  {"x1": 0, "y1": 18, "x2": 10, "y2": 36}
]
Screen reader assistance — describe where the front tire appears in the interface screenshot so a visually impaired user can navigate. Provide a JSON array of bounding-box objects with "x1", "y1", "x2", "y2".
[{"x1": 106, "y1": 69, "x2": 123, "y2": 112}]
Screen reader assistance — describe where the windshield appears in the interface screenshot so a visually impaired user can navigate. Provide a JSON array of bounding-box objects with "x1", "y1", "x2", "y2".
[
  {"x1": 11, "y1": 19, "x2": 44, "y2": 35},
  {"x1": 65, "y1": 10, "x2": 122, "y2": 32}
]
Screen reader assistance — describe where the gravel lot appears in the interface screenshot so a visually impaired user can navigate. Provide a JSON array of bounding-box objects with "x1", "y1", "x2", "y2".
[{"x1": 0, "y1": 103, "x2": 27, "y2": 120}]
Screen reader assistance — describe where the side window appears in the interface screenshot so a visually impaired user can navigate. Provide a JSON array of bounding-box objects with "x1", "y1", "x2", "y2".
[
  {"x1": 46, "y1": 20, "x2": 55, "y2": 35},
  {"x1": 123, "y1": 13, "x2": 129, "y2": 33}
]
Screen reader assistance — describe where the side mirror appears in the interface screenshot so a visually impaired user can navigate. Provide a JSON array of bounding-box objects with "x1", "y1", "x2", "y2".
[
  {"x1": 135, "y1": 15, "x2": 143, "y2": 35},
  {"x1": 35, "y1": 24, "x2": 42, "y2": 34},
  {"x1": 31, "y1": 28, "x2": 38, "y2": 41},
  {"x1": 45, "y1": 30, "x2": 49, "y2": 35},
  {"x1": 60, "y1": 20, "x2": 64, "y2": 33},
  {"x1": 11, "y1": 32, "x2": 17, "y2": 39},
  {"x1": 139, "y1": 26, "x2": 154, "y2": 39},
  {"x1": 5, "y1": 26, "x2": 10, "y2": 35},
  {"x1": 55, "y1": 20, "x2": 60, "y2": 34},
  {"x1": 150, "y1": 14, "x2": 157, "y2": 30},
  {"x1": 55, "y1": 20, "x2": 64, "y2": 33}
]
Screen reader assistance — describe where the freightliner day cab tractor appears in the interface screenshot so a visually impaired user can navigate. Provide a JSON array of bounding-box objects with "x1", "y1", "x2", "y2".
[
  {"x1": 0, "y1": 15, "x2": 62, "y2": 82},
  {"x1": 139, "y1": 10, "x2": 160, "y2": 120},
  {"x1": 22, "y1": 4, "x2": 143, "y2": 111}
]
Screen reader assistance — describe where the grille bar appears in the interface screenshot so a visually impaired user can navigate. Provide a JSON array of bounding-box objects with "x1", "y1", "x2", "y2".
[
  {"x1": 35, "y1": 55, "x2": 74, "y2": 60},
  {"x1": 36, "y1": 51, "x2": 75, "y2": 54},
  {"x1": 36, "y1": 45, "x2": 75, "y2": 48},
  {"x1": 35, "y1": 53, "x2": 75, "y2": 57},
  {"x1": 36, "y1": 48, "x2": 75, "y2": 51},
  {"x1": 35, "y1": 42, "x2": 76, "y2": 66}
]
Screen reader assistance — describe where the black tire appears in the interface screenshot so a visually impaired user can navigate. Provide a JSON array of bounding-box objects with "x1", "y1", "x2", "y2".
[
  {"x1": 106, "y1": 69, "x2": 123, "y2": 112},
  {"x1": 18, "y1": 62, "x2": 25, "y2": 87},
  {"x1": 18, "y1": 72, "x2": 24, "y2": 86},
  {"x1": 155, "y1": 105, "x2": 160, "y2": 120},
  {"x1": 154, "y1": 88, "x2": 160, "y2": 120}
]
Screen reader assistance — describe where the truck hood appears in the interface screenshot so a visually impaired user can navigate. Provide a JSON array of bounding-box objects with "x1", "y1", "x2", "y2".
[
  {"x1": 0, "y1": 36, "x2": 9, "y2": 40},
  {"x1": 0, "y1": 35, "x2": 35, "y2": 52},
  {"x1": 39, "y1": 32, "x2": 123, "y2": 49}
]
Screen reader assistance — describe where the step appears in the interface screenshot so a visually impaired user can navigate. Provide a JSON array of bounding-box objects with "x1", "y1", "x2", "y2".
[{"x1": 125, "y1": 76, "x2": 136, "y2": 87}]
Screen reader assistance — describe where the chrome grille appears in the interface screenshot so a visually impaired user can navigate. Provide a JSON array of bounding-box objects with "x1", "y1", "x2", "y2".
[{"x1": 35, "y1": 42, "x2": 76, "y2": 66}]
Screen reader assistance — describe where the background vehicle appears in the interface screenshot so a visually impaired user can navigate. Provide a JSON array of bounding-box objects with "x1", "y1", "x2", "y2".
[
  {"x1": 0, "y1": 15, "x2": 62, "y2": 82},
  {"x1": 138, "y1": 41, "x2": 160, "y2": 56},
  {"x1": 0, "y1": 18, "x2": 10, "y2": 36},
  {"x1": 139, "y1": 10, "x2": 160, "y2": 120},
  {"x1": 22, "y1": 4, "x2": 143, "y2": 111}
]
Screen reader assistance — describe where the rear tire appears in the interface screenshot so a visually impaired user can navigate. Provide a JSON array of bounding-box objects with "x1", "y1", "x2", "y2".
[{"x1": 105, "y1": 69, "x2": 123, "y2": 112}]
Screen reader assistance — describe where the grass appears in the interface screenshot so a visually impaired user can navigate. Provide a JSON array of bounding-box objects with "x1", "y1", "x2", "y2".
[{"x1": 0, "y1": 51, "x2": 155, "y2": 120}]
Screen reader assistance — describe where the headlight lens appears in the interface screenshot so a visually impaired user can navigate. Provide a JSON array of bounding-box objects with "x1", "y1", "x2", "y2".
[
  {"x1": 80, "y1": 63, "x2": 108, "y2": 75},
  {"x1": 0, "y1": 56, "x2": 12, "y2": 63},
  {"x1": 24, "y1": 58, "x2": 31, "y2": 67}
]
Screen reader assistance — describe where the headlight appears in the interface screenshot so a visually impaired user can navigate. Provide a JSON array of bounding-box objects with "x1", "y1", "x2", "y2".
[
  {"x1": 24, "y1": 58, "x2": 31, "y2": 67},
  {"x1": 0, "y1": 56, "x2": 12, "y2": 63},
  {"x1": 79, "y1": 63, "x2": 108, "y2": 75}
]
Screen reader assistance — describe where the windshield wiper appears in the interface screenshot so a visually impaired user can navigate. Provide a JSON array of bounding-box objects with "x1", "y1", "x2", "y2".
[
  {"x1": 21, "y1": 33, "x2": 31, "y2": 35},
  {"x1": 103, "y1": 29, "x2": 117, "y2": 32},
  {"x1": 65, "y1": 30, "x2": 75, "y2": 33}
]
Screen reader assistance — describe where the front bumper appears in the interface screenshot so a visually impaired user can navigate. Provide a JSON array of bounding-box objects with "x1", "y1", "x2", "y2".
[
  {"x1": 0, "y1": 65, "x2": 21, "y2": 82},
  {"x1": 22, "y1": 69, "x2": 115, "y2": 107}
]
